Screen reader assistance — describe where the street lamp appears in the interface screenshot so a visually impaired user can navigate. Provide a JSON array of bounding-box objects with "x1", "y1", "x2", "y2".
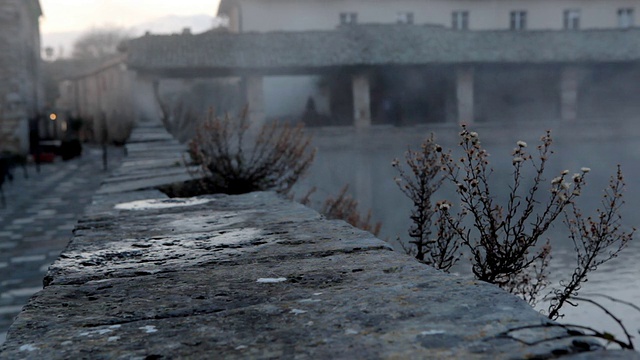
[{"x1": 49, "y1": 113, "x2": 58, "y2": 138}]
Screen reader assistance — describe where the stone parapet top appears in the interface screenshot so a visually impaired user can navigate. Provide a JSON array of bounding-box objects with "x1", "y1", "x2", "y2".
[{"x1": 2, "y1": 123, "x2": 637, "y2": 359}]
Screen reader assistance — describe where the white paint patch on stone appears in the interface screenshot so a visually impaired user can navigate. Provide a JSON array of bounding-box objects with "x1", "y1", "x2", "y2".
[
  {"x1": 115, "y1": 198, "x2": 212, "y2": 211},
  {"x1": 257, "y1": 278, "x2": 287, "y2": 283},
  {"x1": 298, "y1": 298, "x2": 321, "y2": 303},
  {"x1": 109, "y1": 325, "x2": 121, "y2": 329},
  {"x1": 235, "y1": 345, "x2": 247, "y2": 350},
  {"x1": 108, "y1": 336, "x2": 120, "y2": 342},
  {"x1": 421, "y1": 330, "x2": 446, "y2": 336},
  {"x1": 345, "y1": 329, "x2": 359, "y2": 335},
  {"x1": 19, "y1": 344, "x2": 38, "y2": 352},
  {"x1": 313, "y1": 292, "x2": 323, "y2": 296},
  {"x1": 290, "y1": 309, "x2": 307, "y2": 315},
  {"x1": 140, "y1": 325, "x2": 157, "y2": 333}
]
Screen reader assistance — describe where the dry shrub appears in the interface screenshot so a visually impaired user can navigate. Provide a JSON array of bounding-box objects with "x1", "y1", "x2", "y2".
[
  {"x1": 547, "y1": 166, "x2": 634, "y2": 319},
  {"x1": 392, "y1": 134, "x2": 461, "y2": 271},
  {"x1": 188, "y1": 109, "x2": 316, "y2": 195},
  {"x1": 321, "y1": 185, "x2": 382, "y2": 237},
  {"x1": 394, "y1": 125, "x2": 634, "y2": 316}
]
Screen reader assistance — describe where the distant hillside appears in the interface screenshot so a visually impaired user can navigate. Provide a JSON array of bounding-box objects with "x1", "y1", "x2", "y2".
[{"x1": 42, "y1": 14, "x2": 216, "y2": 59}]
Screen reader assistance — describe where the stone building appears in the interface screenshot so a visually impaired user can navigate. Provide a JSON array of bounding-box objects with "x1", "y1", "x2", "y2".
[
  {"x1": 54, "y1": 55, "x2": 139, "y2": 145},
  {"x1": 125, "y1": 25, "x2": 640, "y2": 127},
  {"x1": 61, "y1": 1, "x2": 640, "y2": 132},
  {"x1": 212, "y1": 0, "x2": 640, "y2": 125},
  {"x1": 0, "y1": 0, "x2": 43, "y2": 153}
]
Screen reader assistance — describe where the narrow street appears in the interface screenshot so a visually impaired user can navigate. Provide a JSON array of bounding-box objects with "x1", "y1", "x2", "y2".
[{"x1": 0, "y1": 146, "x2": 123, "y2": 344}]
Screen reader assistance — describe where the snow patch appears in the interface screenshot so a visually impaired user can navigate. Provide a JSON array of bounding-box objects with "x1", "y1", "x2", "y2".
[
  {"x1": 256, "y1": 277, "x2": 287, "y2": 283},
  {"x1": 421, "y1": 330, "x2": 446, "y2": 336},
  {"x1": 115, "y1": 198, "x2": 212, "y2": 210},
  {"x1": 19, "y1": 344, "x2": 38, "y2": 352},
  {"x1": 140, "y1": 325, "x2": 158, "y2": 333},
  {"x1": 298, "y1": 298, "x2": 321, "y2": 303}
]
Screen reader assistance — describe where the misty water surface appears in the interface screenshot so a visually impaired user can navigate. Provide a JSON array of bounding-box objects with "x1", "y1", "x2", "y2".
[{"x1": 294, "y1": 120, "x2": 640, "y2": 346}]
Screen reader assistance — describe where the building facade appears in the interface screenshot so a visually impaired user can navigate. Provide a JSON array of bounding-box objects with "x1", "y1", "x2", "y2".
[
  {"x1": 219, "y1": 0, "x2": 638, "y2": 32},
  {"x1": 219, "y1": 0, "x2": 640, "y2": 32},
  {"x1": 0, "y1": 0, "x2": 43, "y2": 153}
]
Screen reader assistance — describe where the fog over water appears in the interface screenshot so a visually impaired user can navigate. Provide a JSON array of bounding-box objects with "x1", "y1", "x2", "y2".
[{"x1": 293, "y1": 120, "x2": 640, "y2": 345}]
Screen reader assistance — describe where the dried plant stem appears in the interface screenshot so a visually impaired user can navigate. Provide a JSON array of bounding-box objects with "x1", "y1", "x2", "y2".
[
  {"x1": 392, "y1": 134, "x2": 460, "y2": 271},
  {"x1": 547, "y1": 166, "x2": 634, "y2": 319},
  {"x1": 321, "y1": 185, "x2": 382, "y2": 236}
]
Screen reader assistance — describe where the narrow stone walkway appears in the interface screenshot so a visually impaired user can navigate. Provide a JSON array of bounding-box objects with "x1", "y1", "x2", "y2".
[
  {"x1": 3, "y1": 125, "x2": 638, "y2": 359},
  {"x1": 0, "y1": 146, "x2": 123, "y2": 344}
]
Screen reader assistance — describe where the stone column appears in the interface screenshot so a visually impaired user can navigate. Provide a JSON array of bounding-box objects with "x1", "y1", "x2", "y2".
[
  {"x1": 456, "y1": 67, "x2": 474, "y2": 124},
  {"x1": 560, "y1": 67, "x2": 579, "y2": 122},
  {"x1": 245, "y1": 75, "x2": 265, "y2": 125},
  {"x1": 352, "y1": 73, "x2": 371, "y2": 128}
]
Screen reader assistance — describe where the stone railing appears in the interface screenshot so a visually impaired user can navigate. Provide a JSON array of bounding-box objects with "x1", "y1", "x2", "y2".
[{"x1": 1, "y1": 122, "x2": 637, "y2": 359}]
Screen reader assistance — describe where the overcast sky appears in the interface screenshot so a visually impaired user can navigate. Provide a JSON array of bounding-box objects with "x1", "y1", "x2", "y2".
[{"x1": 40, "y1": 0, "x2": 220, "y2": 34}]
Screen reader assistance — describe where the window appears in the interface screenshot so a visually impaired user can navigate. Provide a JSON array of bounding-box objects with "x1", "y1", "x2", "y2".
[
  {"x1": 510, "y1": 11, "x2": 527, "y2": 30},
  {"x1": 618, "y1": 8, "x2": 634, "y2": 28},
  {"x1": 563, "y1": 9, "x2": 580, "y2": 29},
  {"x1": 397, "y1": 12, "x2": 414, "y2": 25},
  {"x1": 452, "y1": 11, "x2": 469, "y2": 30},
  {"x1": 340, "y1": 12, "x2": 358, "y2": 25}
]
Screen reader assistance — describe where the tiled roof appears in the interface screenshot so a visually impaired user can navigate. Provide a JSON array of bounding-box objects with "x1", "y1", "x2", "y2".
[{"x1": 125, "y1": 25, "x2": 640, "y2": 75}]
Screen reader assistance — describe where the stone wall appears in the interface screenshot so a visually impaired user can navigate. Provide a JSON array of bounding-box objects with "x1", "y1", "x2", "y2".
[{"x1": 1, "y1": 123, "x2": 638, "y2": 359}]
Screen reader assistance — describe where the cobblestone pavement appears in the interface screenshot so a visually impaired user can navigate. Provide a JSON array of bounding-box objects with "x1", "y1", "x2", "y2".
[{"x1": 0, "y1": 146, "x2": 123, "y2": 344}]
